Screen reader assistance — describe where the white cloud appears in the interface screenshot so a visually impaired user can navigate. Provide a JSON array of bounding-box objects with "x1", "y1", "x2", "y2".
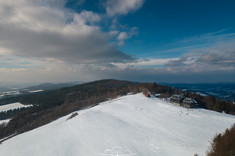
[
  {"x1": 117, "y1": 32, "x2": 129, "y2": 40},
  {"x1": 106, "y1": 0, "x2": 144, "y2": 16},
  {"x1": 116, "y1": 27, "x2": 138, "y2": 45},
  {"x1": 79, "y1": 10, "x2": 101, "y2": 24},
  {"x1": 1, "y1": 1, "x2": 234, "y2": 83},
  {"x1": 117, "y1": 32, "x2": 128, "y2": 45},
  {"x1": 113, "y1": 58, "x2": 179, "y2": 69},
  {"x1": 0, "y1": 0, "x2": 134, "y2": 64},
  {"x1": 166, "y1": 42, "x2": 235, "y2": 73}
]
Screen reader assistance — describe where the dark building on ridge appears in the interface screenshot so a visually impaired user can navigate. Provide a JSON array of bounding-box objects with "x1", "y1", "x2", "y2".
[
  {"x1": 170, "y1": 95, "x2": 198, "y2": 108},
  {"x1": 182, "y1": 98, "x2": 198, "y2": 108},
  {"x1": 170, "y1": 95, "x2": 184, "y2": 106}
]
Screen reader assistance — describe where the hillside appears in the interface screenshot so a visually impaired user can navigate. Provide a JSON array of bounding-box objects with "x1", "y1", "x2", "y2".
[
  {"x1": 0, "y1": 93, "x2": 234, "y2": 156},
  {"x1": 0, "y1": 79, "x2": 235, "y2": 141},
  {"x1": 0, "y1": 79, "x2": 181, "y2": 139}
]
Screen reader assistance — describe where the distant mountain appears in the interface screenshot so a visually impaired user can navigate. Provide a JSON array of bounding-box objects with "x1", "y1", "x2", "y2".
[
  {"x1": 0, "y1": 82, "x2": 81, "y2": 100},
  {"x1": 162, "y1": 83, "x2": 235, "y2": 102},
  {"x1": 23, "y1": 82, "x2": 81, "y2": 91},
  {"x1": 0, "y1": 87, "x2": 11, "y2": 93}
]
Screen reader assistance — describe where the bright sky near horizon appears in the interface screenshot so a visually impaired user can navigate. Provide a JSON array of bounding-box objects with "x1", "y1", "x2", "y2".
[{"x1": 0, "y1": 0, "x2": 235, "y2": 83}]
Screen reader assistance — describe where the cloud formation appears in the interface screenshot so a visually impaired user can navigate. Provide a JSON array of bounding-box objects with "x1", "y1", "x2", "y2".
[
  {"x1": 167, "y1": 44, "x2": 235, "y2": 73},
  {"x1": 106, "y1": 0, "x2": 144, "y2": 16},
  {"x1": 116, "y1": 27, "x2": 138, "y2": 45},
  {"x1": 0, "y1": 0, "x2": 234, "y2": 84},
  {"x1": 0, "y1": 0, "x2": 134, "y2": 64}
]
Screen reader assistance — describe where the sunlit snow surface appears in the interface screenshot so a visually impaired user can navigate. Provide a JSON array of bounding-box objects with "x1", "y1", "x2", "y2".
[{"x1": 0, "y1": 93, "x2": 235, "y2": 156}]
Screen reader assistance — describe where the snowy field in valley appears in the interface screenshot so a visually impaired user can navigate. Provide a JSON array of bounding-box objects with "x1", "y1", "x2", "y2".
[
  {"x1": 0, "y1": 119, "x2": 10, "y2": 125},
  {"x1": 29, "y1": 90, "x2": 43, "y2": 93},
  {"x1": 0, "y1": 102, "x2": 32, "y2": 112},
  {"x1": 0, "y1": 93, "x2": 235, "y2": 156}
]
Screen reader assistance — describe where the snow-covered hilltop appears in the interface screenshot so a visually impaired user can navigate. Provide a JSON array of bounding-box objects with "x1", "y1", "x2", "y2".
[{"x1": 0, "y1": 93, "x2": 234, "y2": 156}]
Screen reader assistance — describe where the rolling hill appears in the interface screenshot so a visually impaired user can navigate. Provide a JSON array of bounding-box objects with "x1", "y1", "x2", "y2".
[{"x1": 0, "y1": 93, "x2": 234, "y2": 156}]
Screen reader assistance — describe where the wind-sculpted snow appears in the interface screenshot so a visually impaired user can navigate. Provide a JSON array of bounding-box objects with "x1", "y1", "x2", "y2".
[{"x1": 0, "y1": 93, "x2": 235, "y2": 156}]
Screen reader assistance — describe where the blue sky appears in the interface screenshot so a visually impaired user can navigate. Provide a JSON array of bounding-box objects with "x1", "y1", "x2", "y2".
[
  {"x1": 0, "y1": 0, "x2": 234, "y2": 83},
  {"x1": 119, "y1": 0, "x2": 235, "y2": 58}
]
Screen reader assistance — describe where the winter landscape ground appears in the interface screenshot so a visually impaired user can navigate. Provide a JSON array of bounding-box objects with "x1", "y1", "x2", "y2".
[{"x1": 0, "y1": 93, "x2": 234, "y2": 156}]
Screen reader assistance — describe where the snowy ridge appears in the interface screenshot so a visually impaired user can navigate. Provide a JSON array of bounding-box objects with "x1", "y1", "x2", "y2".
[{"x1": 0, "y1": 93, "x2": 234, "y2": 156}]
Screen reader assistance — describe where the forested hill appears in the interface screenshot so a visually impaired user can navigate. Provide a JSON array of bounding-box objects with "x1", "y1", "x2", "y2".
[
  {"x1": 0, "y1": 79, "x2": 235, "y2": 141},
  {"x1": 0, "y1": 79, "x2": 180, "y2": 140}
]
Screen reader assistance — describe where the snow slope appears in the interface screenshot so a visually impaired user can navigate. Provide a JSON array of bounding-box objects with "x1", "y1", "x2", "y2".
[
  {"x1": 0, "y1": 102, "x2": 32, "y2": 112},
  {"x1": 0, "y1": 93, "x2": 235, "y2": 156}
]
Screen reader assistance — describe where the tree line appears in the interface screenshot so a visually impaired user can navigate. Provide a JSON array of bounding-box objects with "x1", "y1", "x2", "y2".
[{"x1": 207, "y1": 124, "x2": 235, "y2": 156}]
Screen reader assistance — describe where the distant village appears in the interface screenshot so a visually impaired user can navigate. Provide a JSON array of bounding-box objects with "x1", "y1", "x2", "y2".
[{"x1": 145, "y1": 92, "x2": 199, "y2": 108}]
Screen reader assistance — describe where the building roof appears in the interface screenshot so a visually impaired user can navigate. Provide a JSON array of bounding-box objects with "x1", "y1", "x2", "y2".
[
  {"x1": 183, "y1": 98, "x2": 197, "y2": 104},
  {"x1": 170, "y1": 95, "x2": 183, "y2": 100}
]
